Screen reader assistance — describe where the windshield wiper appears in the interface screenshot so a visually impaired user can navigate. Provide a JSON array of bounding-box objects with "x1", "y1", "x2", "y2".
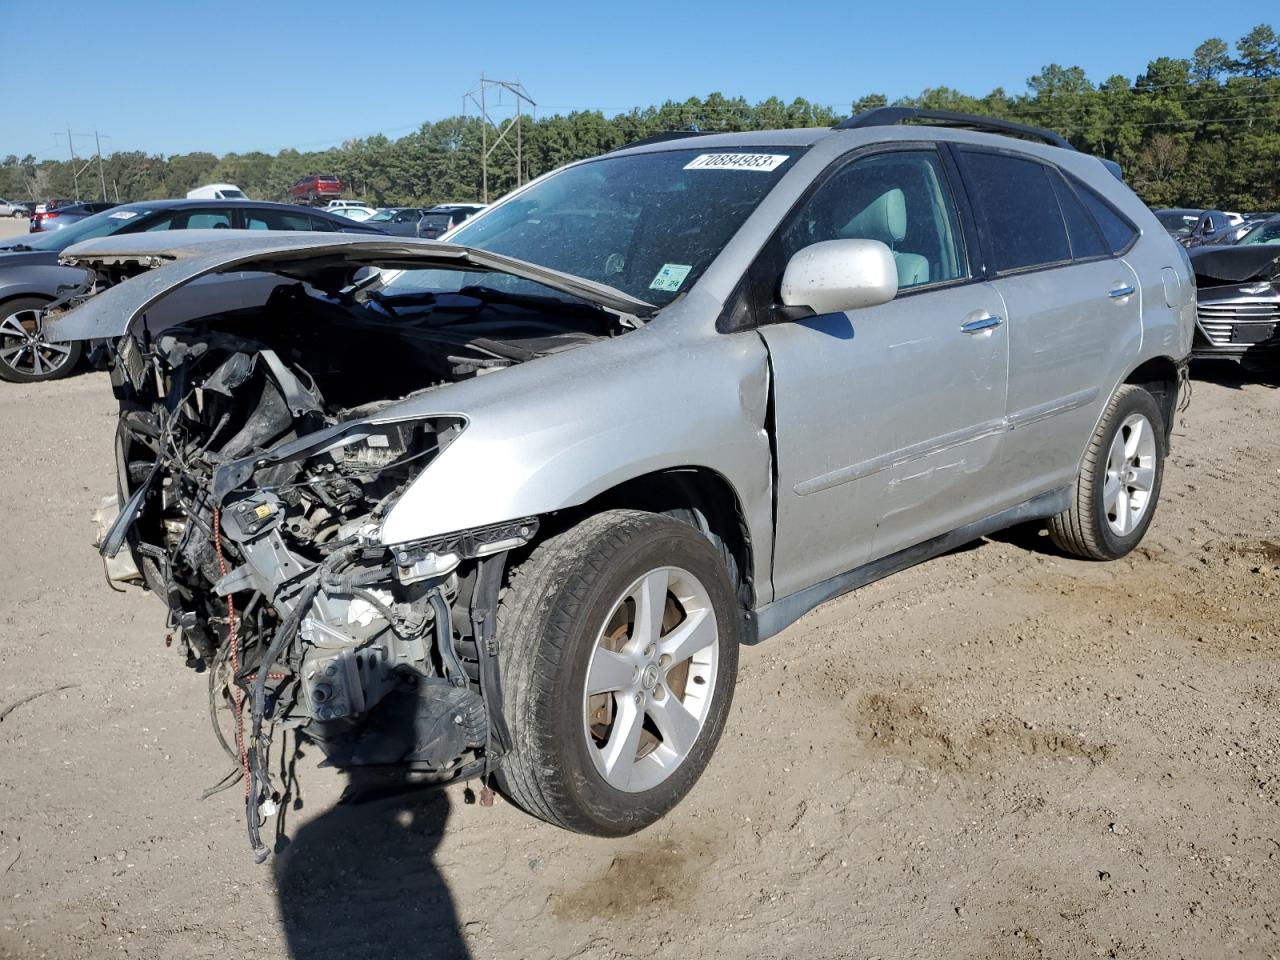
[{"x1": 0, "y1": 243, "x2": 33, "y2": 252}]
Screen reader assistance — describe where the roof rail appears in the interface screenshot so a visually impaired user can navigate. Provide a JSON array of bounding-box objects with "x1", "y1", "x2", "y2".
[
  {"x1": 834, "y1": 107, "x2": 1073, "y2": 151},
  {"x1": 612, "y1": 130, "x2": 708, "y2": 152}
]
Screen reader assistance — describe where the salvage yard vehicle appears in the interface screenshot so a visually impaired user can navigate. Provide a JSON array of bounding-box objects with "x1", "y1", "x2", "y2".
[
  {"x1": 49, "y1": 108, "x2": 1194, "y2": 859},
  {"x1": 1188, "y1": 235, "x2": 1280, "y2": 369},
  {"x1": 0, "y1": 199, "x2": 385, "y2": 383}
]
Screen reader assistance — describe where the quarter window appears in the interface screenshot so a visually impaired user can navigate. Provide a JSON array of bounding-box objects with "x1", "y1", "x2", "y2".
[
  {"x1": 781, "y1": 150, "x2": 967, "y2": 290},
  {"x1": 1049, "y1": 172, "x2": 1107, "y2": 260},
  {"x1": 1075, "y1": 184, "x2": 1139, "y2": 255},
  {"x1": 958, "y1": 151, "x2": 1070, "y2": 272}
]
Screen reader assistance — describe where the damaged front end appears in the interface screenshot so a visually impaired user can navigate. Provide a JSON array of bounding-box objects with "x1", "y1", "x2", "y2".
[
  {"x1": 64, "y1": 235, "x2": 655, "y2": 860},
  {"x1": 1189, "y1": 245, "x2": 1280, "y2": 365},
  {"x1": 101, "y1": 325, "x2": 540, "y2": 860}
]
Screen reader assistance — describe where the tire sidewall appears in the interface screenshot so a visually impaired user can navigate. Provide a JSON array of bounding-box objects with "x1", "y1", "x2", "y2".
[
  {"x1": 527, "y1": 517, "x2": 740, "y2": 835},
  {"x1": 1091, "y1": 389, "x2": 1166, "y2": 557}
]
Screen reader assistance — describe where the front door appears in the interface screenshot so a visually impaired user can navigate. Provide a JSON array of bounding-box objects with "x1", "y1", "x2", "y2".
[{"x1": 758, "y1": 147, "x2": 1010, "y2": 600}]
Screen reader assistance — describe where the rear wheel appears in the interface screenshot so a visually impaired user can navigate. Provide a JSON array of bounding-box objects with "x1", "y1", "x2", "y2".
[
  {"x1": 496, "y1": 510, "x2": 740, "y2": 836},
  {"x1": 1048, "y1": 384, "x2": 1165, "y2": 560},
  {"x1": 0, "y1": 297, "x2": 83, "y2": 383}
]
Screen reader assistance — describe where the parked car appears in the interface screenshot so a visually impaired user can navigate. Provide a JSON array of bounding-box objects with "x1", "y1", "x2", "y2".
[
  {"x1": 417, "y1": 203, "x2": 486, "y2": 239},
  {"x1": 1188, "y1": 220, "x2": 1280, "y2": 369},
  {"x1": 0, "y1": 198, "x2": 28, "y2": 218},
  {"x1": 1154, "y1": 208, "x2": 1202, "y2": 241},
  {"x1": 1185, "y1": 209, "x2": 1238, "y2": 247},
  {"x1": 187, "y1": 183, "x2": 247, "y2": 200},
  {"x1": 0, "y1": 199, "x2": 383, "y2": 382},
  {"x1": 332, "y1": 206, "x2": 376, "y2": 222},
  {"x1": 29, "y1": 201, "x2": 117, "y2": 233},
  {"x1": 362, "y1": 206, "x2": 432, "y2": 236},
  {"x1": 49, "y1": 109, "x2": 1192, "y2": 856},
  {"x1": 289, "y1": 175, "x2": 343, "y2": 204},
  {"x1": 325, "y1": 200, "x2": 370, "y2": 211}
]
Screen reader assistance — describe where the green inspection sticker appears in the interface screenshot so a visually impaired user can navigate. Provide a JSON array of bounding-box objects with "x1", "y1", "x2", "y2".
[{"x1": 649, "y1": 263, "x2": 692, "y2": 292}]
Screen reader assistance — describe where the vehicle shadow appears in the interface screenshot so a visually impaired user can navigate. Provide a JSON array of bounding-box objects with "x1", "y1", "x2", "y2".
[
  {"x1": 273, "y1": 771, "x2": 469, "y2": 960},
  {"x1": 1190, "y1": 358, "x2": 1280, "y2": 390}
]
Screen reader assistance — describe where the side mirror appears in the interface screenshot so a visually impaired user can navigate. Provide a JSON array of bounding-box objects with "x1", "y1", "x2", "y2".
[{"x1": 780, "y1": 239, "x2": 899, "y2": 315}]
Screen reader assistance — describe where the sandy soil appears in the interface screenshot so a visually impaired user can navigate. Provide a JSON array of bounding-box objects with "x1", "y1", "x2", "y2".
[{"x1": 0, "y1": 330, "x2": 1277, "y2": 957}]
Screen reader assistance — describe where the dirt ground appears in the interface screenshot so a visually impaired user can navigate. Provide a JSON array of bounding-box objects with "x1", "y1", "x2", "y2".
[{"x1": 0, "y1": 213, "x2": 1277, "y2": 959}]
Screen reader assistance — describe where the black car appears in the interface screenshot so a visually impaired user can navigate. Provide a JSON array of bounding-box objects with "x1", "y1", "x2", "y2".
[
  {"x1": 361, "y1": 207, "x2": 432, "y2": 237},
  {"x1": 29, "y1": 201, "x2": 118, "y2": 233},
  {"x1": 1154, "y1": 207, "x2": 1202, "y2": 242},
  {"x1": 0, "y1": 199, "x2": 384, "y2": 383},
  {"x1": 416, "y1": 203, "x2": 486, "y2": 240},
  {"x1": 1188, "y1": 225, "x2": 1280, "y2": 369}
]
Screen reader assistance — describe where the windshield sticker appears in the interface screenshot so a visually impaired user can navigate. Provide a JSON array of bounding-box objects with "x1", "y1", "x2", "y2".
[
  {"x1": 649, "y1": 263, "x2": 692, "y2": 292},
  {"x1": 683, "y1": 153, "x2": 789, "y2": 172},
  {"x1": 108, "y1": 211, "x2": 138, "y2": 219}
]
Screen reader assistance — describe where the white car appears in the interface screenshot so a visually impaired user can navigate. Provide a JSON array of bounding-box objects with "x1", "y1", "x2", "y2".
[
  {"x1": 330, "y1": 206, "x2": 376, "y2": 222},
  {"x1": 0, "y1": 199, "x2": 27, "y2": 218}
]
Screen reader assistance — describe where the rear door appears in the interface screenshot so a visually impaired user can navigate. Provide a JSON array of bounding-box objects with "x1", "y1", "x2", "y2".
[
  {"x1": 758, "y1": 146, "x2": 1010, "y2": 599},
  {"x1": 955, "y1": 148, "x2": 1142, "y2": 502}
]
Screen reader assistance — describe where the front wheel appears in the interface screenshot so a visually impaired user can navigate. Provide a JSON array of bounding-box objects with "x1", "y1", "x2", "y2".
[
  {"x1": 1048, "y1": 384, "x2": 1166, "y2": 560},
  {"x1": 0, "y1": 298, "x2": 83, "y2": 383},
  {"x1": 496, "y1": 510, "x2": 740, "y2": 836}
]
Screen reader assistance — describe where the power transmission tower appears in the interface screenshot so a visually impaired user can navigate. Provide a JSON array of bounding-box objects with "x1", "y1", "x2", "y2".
[
  {"x1": 59, "y1": 128, "x2": 110, "y2": 200},
  {"x1": 463, "y1": 75, "x2": 536, "y2": 203}
]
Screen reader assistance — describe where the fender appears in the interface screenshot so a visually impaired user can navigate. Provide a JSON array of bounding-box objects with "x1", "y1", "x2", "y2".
[{"x1": 377, "y1": 320, "x2": 777, "y2": 599}]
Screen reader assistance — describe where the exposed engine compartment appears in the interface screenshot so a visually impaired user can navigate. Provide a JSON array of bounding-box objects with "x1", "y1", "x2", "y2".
[{"x1": 101, "y1": 276, "x2": 622, "y2": 858}]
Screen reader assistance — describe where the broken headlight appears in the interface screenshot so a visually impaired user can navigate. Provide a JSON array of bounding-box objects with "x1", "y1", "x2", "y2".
[{"x1": 389, "y1": 517, "x2": 540, "y2": 584}]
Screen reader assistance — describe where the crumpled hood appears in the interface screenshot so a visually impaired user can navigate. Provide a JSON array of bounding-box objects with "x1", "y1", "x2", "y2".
[
  {"x1": 45, "y1": 230, "x2": 657, "y2": 341},
  {"x1": 1189, "y1": 244, "x2": 1280, "y2": 285}
]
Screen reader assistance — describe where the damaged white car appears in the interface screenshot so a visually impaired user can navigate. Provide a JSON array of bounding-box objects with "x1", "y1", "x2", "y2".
[{"x1": 50, "y1": 110, "x2": 1194, "y2": 860}]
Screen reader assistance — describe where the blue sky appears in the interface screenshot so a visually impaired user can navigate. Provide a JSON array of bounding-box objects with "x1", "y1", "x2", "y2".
[{"x1": 3, "y1": 1, "x2": 1268, "y2": 160}]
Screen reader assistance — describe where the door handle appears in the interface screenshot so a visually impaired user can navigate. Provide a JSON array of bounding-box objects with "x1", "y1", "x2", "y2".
[
  {"x1": 1108, "y1": 284, "x2": 1135, "y2": 299},
  {"x1": 960, "y1": 314, "x2": 1003, "y2": 334}
]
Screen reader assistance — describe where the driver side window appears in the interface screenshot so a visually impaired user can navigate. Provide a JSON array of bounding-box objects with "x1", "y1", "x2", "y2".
[{"x1": 782, "y1": 150, "x2": 967, "y2": 291}]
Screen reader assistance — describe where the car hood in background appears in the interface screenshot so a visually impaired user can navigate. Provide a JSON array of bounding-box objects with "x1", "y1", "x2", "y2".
[
  {"x1": 0, "y1": 249, "x2": 63, "y2": 268},
  {"x1": 1188, "y1": 244, "x2": 1280, "y2": 284},
  {"x1": 48, "y1": 230, "x2": 658, "y2": 341}
]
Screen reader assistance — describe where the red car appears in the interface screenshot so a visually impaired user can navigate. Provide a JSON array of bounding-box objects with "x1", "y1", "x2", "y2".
[{"x1": 289, "y1": 175, "x2": 343, "y2": 203}]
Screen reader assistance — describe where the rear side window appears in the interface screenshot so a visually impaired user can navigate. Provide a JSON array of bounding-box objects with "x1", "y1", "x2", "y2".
[
  {"x1": 1049, "y1": 172, "x2": 1107, "y2": 260},
  {"x1": 959, "y1": 150, "x2": 1070, "y2": 273},
  {"x1": 245, "y1": 209, "x2": 320, "y2": 231},
  {"x1": 1075, "y1": 185, "x2": 1138, "y2": 255}
]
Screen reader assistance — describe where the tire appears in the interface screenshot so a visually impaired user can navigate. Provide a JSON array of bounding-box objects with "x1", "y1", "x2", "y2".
[
  {"x1": 0, "y1": 297, "x2": 83, "y2": 383},
  {"x1": 1048, "y1": 384, "x2": 1166, "y2": 560},
  {"x1": 496, "y1": 509, "x2": 741, "y2": 836}
]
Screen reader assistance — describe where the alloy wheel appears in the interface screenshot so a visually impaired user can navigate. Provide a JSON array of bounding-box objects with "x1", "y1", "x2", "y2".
[
  {"x1": 0, "y1": 307, "x2": 74, "y2": 379},
  {"x1": 1104, "y1": 412, "x2": 1157, "y2": 536},
  {"x1": 582, "y1": 565, "x2": 720, "y2": 793}
]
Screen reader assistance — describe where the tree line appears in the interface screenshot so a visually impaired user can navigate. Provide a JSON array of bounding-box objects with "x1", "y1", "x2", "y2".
[{"x1": 5, "y1": 23, "x2": 1279, "y2": 212}]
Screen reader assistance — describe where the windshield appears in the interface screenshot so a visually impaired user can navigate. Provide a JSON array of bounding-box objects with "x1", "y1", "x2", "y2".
[
  {"x1": 2, "y1": 206, "x2": 152, "y2": 252},
  {"x1": 220, "y1": 189, "x2": 246, "y2": 199},
  {"x1": 365, "y1": 210, "x2": 396, "y2": 222},
  {"x1": 1156, "y1": 210, "x2": 1198, "y2": 230},
  {"x1": 383, "y1": 146, "x2": 803, "y2": 306},
  {"x1": 1238, "y1": 219, "x2": 1280, "y2": 246}
]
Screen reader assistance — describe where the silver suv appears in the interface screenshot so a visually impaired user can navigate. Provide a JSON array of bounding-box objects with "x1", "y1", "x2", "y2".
[{"x1": 52, "y1": 109, "x2": 1194, "y2": 857}]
